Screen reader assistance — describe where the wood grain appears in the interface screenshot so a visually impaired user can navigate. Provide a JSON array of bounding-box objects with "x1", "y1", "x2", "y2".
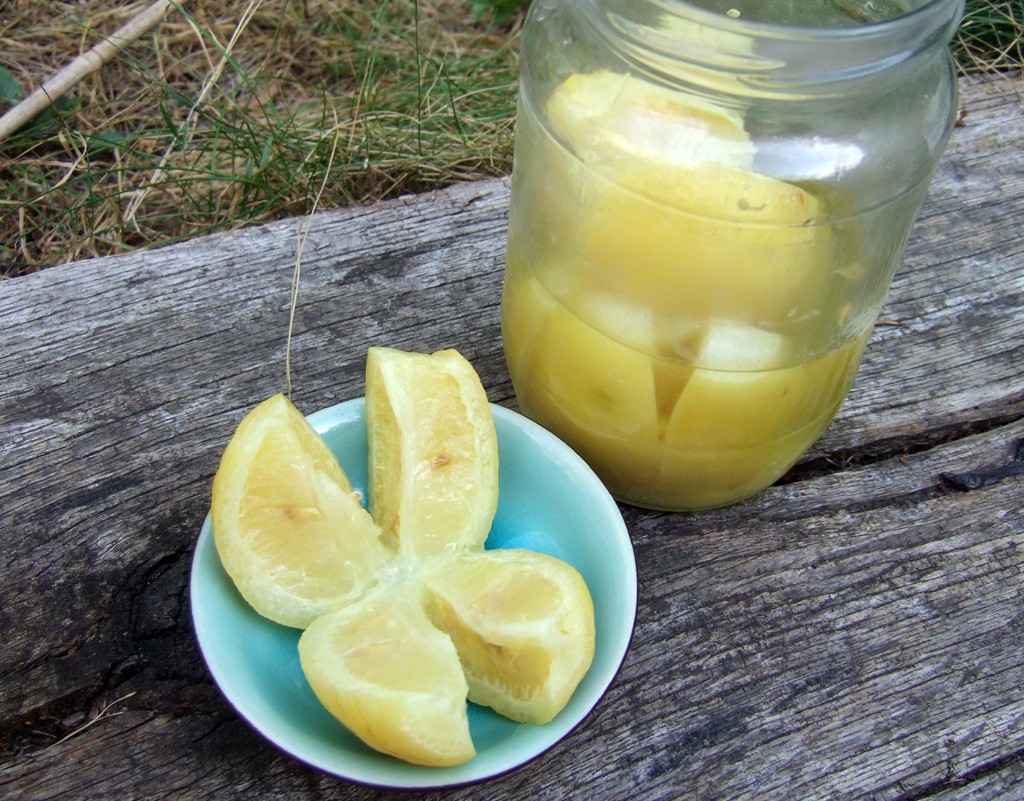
[{"x1": 1, "y1": 72, "x2": 1021, "y2": 801}]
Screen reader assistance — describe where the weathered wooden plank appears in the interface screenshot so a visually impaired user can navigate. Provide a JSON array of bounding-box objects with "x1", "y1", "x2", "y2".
[
  {"x1": 0, "y1": 182, "x2": 513, "y2": 729},
  {"x1": 1, "y1": 72, "x2": 1022, "y2": 801},
  {"x1": 4, "y1": 421, "x2": 1022, "y2": 801},
  {"x1": 613, "y1": 424, "x2": 1024, "y2": 801}
]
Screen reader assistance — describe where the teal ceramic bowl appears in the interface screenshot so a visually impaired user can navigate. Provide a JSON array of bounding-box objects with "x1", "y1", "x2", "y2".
[{"x1": 191, "y1": 399, "x2": 637, "y2": 789}]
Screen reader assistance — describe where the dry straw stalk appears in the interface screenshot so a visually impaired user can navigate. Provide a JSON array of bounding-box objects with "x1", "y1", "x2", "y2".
[{"x1": 0, "y1": 0, "x2": 182, "y2": 143}]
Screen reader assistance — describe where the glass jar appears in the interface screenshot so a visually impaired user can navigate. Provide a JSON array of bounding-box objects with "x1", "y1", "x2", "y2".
[{"x1": 501, "y1": 0, "x2": 963, "y2": 511}]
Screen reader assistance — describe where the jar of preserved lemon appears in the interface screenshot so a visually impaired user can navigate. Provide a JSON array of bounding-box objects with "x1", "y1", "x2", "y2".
[{"x1": 501, "y1": 0, "x2": 963, "y2": 511}]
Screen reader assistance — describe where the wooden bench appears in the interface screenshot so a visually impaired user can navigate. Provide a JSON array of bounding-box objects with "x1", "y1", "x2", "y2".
[{"x1": 1, "y1": 71, "x2": 1021, "y2": 800}]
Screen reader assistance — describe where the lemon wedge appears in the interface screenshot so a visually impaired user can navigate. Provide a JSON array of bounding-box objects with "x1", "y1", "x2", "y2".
[
  {"x1": 210, "y1": 394, "x2": 390, "y2": 629},
  {"x1": 366, "y1": 347, "x2": 499, "y2": 559},
  {"x1": 421, "y1": 549, "x2": 596, "y2": 725},
  {"x1": 299, "y1": 582, "x2": 475, "y2": 767}
]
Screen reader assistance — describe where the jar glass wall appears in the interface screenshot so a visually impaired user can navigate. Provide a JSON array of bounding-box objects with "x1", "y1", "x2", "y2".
[{"x1": 501, "y1": 0, "x2": 963, "y2": 510}]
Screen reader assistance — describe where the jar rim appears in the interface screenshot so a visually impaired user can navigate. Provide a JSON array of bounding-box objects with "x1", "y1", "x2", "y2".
[
  {"x1": 612, "y1": 0, "x2": 965, "y2": 40},
  {"x1": 579, "y1": 0, "x2": 964, "y2": 93}
]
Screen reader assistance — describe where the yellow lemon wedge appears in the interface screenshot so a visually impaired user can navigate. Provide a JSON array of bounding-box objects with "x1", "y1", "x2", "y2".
[
  {"x1": 210, "y1": 394, "x2": 390, "y2": 629},
  {"x1": 366, "y1": 346, "x2": 499, "y2": 560},
  {"x1": 421, "y1": 549, "x2": 596, "y2": 725},
  {"x1": 298, "y1": 582, "x2": 475, "y2": 767}
]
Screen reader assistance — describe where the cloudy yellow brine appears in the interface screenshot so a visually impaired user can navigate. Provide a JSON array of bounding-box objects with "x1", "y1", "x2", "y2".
[{"x1": 503, "y1": 70, "x2": 872, "y2": 510}]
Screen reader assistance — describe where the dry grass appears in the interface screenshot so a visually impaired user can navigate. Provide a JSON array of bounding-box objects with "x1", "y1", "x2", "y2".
[
  {"x1": 0, "y1": 0, "x2": 522, "y2": 274},
  {"x1": 0, "y1": 0, "x2": 1019, "y2": 275},
  {"x1": 954, "y1": 0, "x2": 1024, "y2": 74}
]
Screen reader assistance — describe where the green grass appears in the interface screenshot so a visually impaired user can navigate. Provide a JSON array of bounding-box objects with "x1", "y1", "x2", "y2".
[
  {"x1": 955, "y1": 0, "x2": 1024, "y2": 73},
  {"x1": 0, "y1": 0, "x2": 1019, "y2": 275}
]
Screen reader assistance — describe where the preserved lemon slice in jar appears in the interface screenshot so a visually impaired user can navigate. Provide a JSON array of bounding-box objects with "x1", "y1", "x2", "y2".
[
  {"x1": 577, "y1": 160, "x2": 832, "y2": 326},
  {"x1": 503, "y1": 266, "x2": 678, "y2": 497},
  {"x1": 655, "y1": 322, "x2": 867, "y2": 509},
  {"x1": 506, "y1": 267, "x2": 660, "y2": 432},
  {"x1": 538, "y1": 68, "x2": 834, "y2": 340},
  {"x1": 545, "y1": 69, "x2": 755, "y2": 171}
]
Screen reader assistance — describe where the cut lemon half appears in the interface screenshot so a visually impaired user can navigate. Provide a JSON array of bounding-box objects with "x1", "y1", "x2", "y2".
[
  {"x1": 420, "y1": 549, "x2": 596, "y2": 725},
  {"x1": 210, "y1": 394, "x2": 390, "y2": 628},
  {"x1": 298, "y1": 582, "x2": 475, "y2": 767},
  {"x1": 366, "y1": 347, "x2": 499, "y2": 559}
]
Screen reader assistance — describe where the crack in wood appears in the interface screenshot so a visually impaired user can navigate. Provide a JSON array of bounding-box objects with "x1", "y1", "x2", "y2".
[
  {"x1": 0, "y1": 656, "x2": 143, "y2": 758},
  {"x1": 0, "y1": 528, "x2": 201, "y2": 760},
  {"x1": 891, "y1": 749, "x2": 1024, "y2": 801},
  {"x1": 780, "y1": 408, "x2": 1024, "y2": 486},
  {"x1": 939, "y1": 438, "x2": 1024, "y2": 490}
]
